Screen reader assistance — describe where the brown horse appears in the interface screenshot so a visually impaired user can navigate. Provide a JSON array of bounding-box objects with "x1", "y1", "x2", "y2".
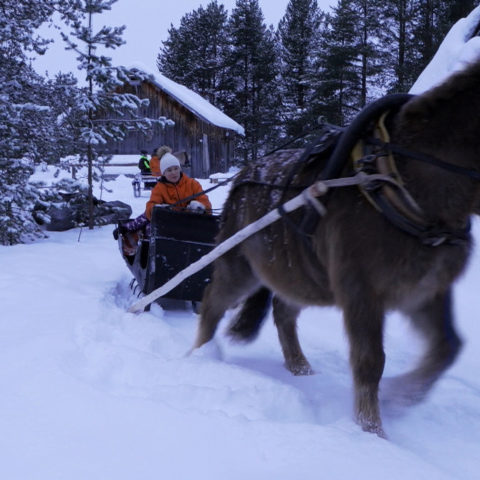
[{"x1": 193, "y1": 60, "x2": 480, "y2": 437}]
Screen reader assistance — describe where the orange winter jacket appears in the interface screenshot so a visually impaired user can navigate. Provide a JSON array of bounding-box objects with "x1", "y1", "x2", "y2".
[
  {"x1": 145, "y1": 173, "x2": 212, "y2": 220},
  {"x1": 149, "y1": 155, "x2": 161, "y2": 176}
]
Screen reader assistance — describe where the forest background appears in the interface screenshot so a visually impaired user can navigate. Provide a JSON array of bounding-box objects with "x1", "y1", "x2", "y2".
[
  {"x1": 1, "y1": 0, "x2": 479, "y2": 245},
  {"x1": 157, "y1": 0, "x2": 480, "y2": 162}
]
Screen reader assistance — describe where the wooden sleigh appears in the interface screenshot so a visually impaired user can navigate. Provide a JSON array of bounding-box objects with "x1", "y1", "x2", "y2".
[{"x1": 118, "y1": 206, "x2": 220, "y2": 311}]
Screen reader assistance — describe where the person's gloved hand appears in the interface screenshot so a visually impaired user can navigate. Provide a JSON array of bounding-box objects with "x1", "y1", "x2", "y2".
[{"x1": 187, "y1": 200, "x2": 206, "y2": 213}]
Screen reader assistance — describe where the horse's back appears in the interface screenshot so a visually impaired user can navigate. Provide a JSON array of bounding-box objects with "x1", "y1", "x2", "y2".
[{"x1": 219, "y1": 145, "x2": 471, "y2": 309}]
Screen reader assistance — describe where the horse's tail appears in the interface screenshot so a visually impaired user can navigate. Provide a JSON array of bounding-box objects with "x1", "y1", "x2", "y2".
[{"x1": 227, "y1": 287, "x2": 272, "y2": 342}]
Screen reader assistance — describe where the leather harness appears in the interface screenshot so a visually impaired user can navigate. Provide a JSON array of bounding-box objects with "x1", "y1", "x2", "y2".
[{"x1": 351, "y1": 112, "x2": 472, "y2": 246}]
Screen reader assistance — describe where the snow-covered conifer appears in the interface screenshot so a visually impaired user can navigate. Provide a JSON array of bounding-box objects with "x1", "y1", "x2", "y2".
[
  {"x1": 157, "y1": 1, "x2": 230, "y2": 108},
  {"x1": 0, "y1": 0, "x2": 59, "y2": 245},
  {"x1": 59, "y1": 0, "x2": 172, "y2": 228}
]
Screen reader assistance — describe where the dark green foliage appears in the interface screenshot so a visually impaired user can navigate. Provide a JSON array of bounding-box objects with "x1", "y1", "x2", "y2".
[
  {"x1": 313, "y1": 1, "x2": 362, "y2": 125},
  {"x1": 277, "y1": 0, "x2": 325, "y2": 139},
  {"x1": 157, "y1": 1, "x2": 230, "y2": 106},
  {"x1": 377, "y1": 0, "x2": 419, "y2": 92},
  {"x1": 223, "y1": 0, "x2": 282, "y2": 162}
]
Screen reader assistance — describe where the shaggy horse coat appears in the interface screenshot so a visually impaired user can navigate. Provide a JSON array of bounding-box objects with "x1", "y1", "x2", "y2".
[{"x1": 193, "y1": 60, "x2": 480, "y2": 437}]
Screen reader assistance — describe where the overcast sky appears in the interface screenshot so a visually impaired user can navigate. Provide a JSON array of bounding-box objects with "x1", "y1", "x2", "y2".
[{"x1": 34, "y1": 0, "x2": 337, "y2": 78}]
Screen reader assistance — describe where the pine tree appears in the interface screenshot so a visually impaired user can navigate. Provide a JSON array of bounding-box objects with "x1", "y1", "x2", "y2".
[
  {"x1": 377, "y1": 0, "x2": 418, "y2": 92},
  {"x1": 157, "y1": 1, "x2": 230, "y2": 106},
  {"x1": 312, "y1": 0, "x2": 399, "y2": 125},
  {"x1": 60, "y1": 0, "x2": 171, "y2": 228},
  {"x1": 157, "y1": 13, "x2": 196, "y2": 86},
  {"x1": 352, "y1": 0, "x2": 385, "y2": 106},
  {"x1": 313, "y1": 1, "x2": 362, "y2": 125},
  {"x1": 277, "y1": 0, "x2": 324, "y2": 139},
  {"x1": 411, "y1": 0, "x2": 434, "y2": 75},
  {"x1": 43, "y1": 73, "x2": 82, "y2": 163},
  {"x1": 224, "y1": 0, "x2": 282, "y2": 162},
  {"x1": 0, "y1": 0, "x2": 60, "y2": 245}
]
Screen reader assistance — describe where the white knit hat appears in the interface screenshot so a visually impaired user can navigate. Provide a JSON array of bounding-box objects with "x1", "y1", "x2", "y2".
[{"x1": 160, "y1": 153, "x2": 181, "y2": 174}]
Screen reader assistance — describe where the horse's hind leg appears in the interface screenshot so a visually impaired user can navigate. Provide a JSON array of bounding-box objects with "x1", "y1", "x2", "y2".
[
  {"x1": 193, "y1": 256, "x2": 260, "y2": 349},
  {"x1": 272, "y1": 296, "x2": 313, "y2": 375},
  {"x1": 383, "y1": 288, "x2": 463, "y2": 407}
]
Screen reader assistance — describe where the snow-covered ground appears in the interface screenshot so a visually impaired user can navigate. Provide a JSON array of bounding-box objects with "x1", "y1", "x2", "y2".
[{"x1": 1, "y1": 163, "x2": 480, "y2": 480}]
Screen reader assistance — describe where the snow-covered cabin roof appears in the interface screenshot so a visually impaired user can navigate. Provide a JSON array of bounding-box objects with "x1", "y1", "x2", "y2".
[{"x1": 130, "y1": 64, "x2": 244, "y2": 136}]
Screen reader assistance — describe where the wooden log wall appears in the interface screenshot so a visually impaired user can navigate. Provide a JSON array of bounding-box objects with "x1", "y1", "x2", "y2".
[{"x1": 101, "y1": 81, "x2": 236, "y2": 178}]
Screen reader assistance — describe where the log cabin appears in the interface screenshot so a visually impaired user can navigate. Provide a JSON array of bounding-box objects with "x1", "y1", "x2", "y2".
[{"x1": 102, "y1": 68, "x2": 244, "y2": 178}]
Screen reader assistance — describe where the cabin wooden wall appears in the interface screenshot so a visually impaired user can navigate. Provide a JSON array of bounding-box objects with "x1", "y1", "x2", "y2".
[{"x1": 101, "y1": 81, "x2": 235, "y2": 178}]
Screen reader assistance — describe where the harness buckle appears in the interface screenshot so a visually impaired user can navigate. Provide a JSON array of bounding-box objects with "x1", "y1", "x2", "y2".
[
  {"x1": 362, "y1": 177, "x2": 385, "y2": 192},
  {"x1": 354, "y1": 154, "x2": 380, "y2": 174}
]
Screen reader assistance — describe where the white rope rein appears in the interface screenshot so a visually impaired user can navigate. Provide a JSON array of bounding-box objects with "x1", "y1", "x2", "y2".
[{"x1": 128, "y1": 172, "x2": 396, "y2": 313}]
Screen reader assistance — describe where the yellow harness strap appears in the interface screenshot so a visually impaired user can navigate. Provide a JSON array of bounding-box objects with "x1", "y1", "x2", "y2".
[{"x1": 351, "y1": 112, "x2": 426, "y2": 225}]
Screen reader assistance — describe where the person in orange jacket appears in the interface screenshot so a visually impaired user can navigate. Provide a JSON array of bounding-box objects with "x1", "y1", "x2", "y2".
[
  {"x1": 149, "y1": 145, "x2": 171, "y2": 177},
  {"x1": 114, "y1": 153, "x2": 211, "y2": 256},
  {"x1": 145, "y1": 152, "x2": 211, "y2": 220}
]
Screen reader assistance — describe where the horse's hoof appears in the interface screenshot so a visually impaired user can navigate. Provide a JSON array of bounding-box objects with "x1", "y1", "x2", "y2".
[
  {"x1": 359, "y1": 419, "x2": 387, "y2": 439},
  {"x1": 288, "y1": 362, "x2": 315, "y2": 376},
  {"x1": 371, "y1": 426, "x2": 388, "y2": 439}
]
